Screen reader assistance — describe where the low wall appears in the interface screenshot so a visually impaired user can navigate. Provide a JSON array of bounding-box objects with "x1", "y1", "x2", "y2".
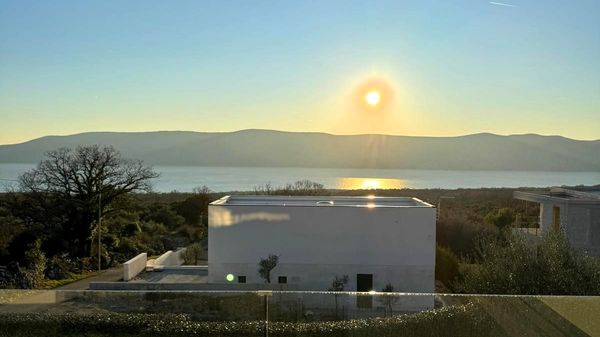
[
  {"x1": 123, "y1": 253, "x2": 147, "y2": 281},
  {"x1": 154, "y1": 248, "x2": 186, "y2": 267}
]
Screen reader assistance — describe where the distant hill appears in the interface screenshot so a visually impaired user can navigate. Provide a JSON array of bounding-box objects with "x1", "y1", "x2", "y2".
[{"x1": 0, "y1": 130, "x2": 599, "y2": 171}]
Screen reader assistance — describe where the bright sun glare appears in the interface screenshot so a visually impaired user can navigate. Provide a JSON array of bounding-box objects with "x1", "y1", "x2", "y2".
[{"x1": 365, "y1": 90, "x2": 381, "y2": 107}]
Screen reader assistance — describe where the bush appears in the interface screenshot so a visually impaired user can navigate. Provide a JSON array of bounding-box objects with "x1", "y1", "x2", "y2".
[
  {"x1": 22, "y1": 240, "x2": 46, "y2": 288},
  {"x1": 484, "y1": 208, "x2": 515, "y2": 229},
  {"x1": 0, "y1": 302, "x2": 492, "y2": 337},
  {"x1": 182, "y1": 243, "x2": 202, "y2": 265},
  {"x1": 435, "y1": 245, "x2": 459, "y2": 289},
  {"x1": 173, "y1": 193, "x2": 213, "y2": 227},
  {"x1": 436, "y1": 208, "x2": 498, "y2": 259},
  {"x1": 45, "y1": 254, "x2": 77, "y2": 280},
  {"x1": 176, "y1": 223, "x2": 205, "y2": 243},
  {"x1": 0, "y1": 214, "x2": 24, "y2": 258},
  {"x1": 141, "y1": 203, "x2": 185, "y2": 230},
  {"x1": 455, "y1": 230, "x2": 600, "y2": 295},
  {"x1": 0, "y1": 262, "x2": 19, "y2": 288}
]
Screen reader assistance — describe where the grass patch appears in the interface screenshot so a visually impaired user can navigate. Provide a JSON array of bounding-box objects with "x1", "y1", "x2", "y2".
[{"x1": 38, "y1": 271, "x2": 100, "y2": 289}]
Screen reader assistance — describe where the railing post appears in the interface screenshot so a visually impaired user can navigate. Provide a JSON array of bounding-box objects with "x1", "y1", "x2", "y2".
[
  {"x1": 258, "y1": 291, "x2": 272, "y2": 337},
  {"x1": 265, "y1": 294, "x2": 269, "y2": 337}
]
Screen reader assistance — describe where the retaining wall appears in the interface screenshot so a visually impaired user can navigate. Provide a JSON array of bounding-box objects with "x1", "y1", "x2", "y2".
[{"x1": 123, "y1": 253, "x2": 147, "y2": 281}]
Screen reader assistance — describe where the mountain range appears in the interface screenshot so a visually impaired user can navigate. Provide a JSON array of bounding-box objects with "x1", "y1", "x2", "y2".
[{"x1": 0, "y1": 130, "x2": 599, "y2": 171}]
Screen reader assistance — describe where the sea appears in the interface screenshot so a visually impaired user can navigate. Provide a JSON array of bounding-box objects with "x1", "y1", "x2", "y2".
[{"x1": 1, "y1": 163, "x2": 599, "y2": 192}]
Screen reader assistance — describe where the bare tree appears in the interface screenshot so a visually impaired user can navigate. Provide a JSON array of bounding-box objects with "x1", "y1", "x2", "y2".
[
  {"x1": 192, "y1": 185, "x2": 212, "y2": 194},
  {"x1": 19, "y1": 145, "x2": 158, "y2": 257},
  {"x1": 253, "y1": 180, "x2": 326, "y2": 196},
  {"x1": 258, "y1": 254, "x2": 279, "y2": 283}
]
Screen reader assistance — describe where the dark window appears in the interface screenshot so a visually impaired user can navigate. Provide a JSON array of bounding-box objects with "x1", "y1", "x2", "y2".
[
  {"x1": 356, "y1": 274, "x2": 373, "y2": 291},
  {"x1": 238, "y1": 276, "x2": 246, "y2": 283},
  {"x1": 356, "y1": 274, "x2": 373, "y2": 308},
  {"x1": 278, "y1": 276, "x2": 287, "y2": 284}
]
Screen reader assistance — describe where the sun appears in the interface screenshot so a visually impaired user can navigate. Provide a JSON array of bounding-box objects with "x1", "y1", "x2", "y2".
[
  {"x1": 350, "y1": 77, "x2": 394, "y2": 112},
  {"x1": 365, "y1": 90, "x2": 381, "y2": 107}
]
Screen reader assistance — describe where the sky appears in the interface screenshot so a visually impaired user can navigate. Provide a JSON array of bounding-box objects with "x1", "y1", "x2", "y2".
[{"x1": 1, "y1": 0, "x2": 599, "y2": 144}]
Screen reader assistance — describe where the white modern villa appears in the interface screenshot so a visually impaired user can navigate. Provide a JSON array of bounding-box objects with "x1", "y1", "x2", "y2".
[
  {"x1": 208, "y1": 195, "x2": 436, "y2": 294},
  {"x1": 514, "y1": 187, "x2": 600, "y2": 256}
]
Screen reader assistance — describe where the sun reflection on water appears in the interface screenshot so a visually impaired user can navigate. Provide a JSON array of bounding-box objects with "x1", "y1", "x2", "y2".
[{"x1": 336, "y1": 177, "x2": 406, "y2": 190}]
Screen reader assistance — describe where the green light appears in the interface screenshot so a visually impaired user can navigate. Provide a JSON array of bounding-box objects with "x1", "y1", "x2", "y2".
[{"x1": 226, "y1": 273, "x2": 235, "y2": 282}]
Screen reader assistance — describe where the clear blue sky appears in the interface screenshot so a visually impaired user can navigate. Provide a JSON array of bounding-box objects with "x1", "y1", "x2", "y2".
[{"x1": 1, "y1": 0, "x2": 599, "y2": 144}]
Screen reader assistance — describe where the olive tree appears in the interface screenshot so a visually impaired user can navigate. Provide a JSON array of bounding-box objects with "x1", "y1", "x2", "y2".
[{"x1": 258, "y1": 254, "x2": 279, "y2": 283}]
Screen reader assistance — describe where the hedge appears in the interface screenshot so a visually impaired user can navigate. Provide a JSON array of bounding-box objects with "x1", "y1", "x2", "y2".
[{"x1": 0, "y1": 302, "x2": 493, "y2": 337}]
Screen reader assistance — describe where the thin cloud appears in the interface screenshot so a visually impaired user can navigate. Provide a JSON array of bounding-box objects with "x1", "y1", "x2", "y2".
[{"x1": 490, "y1": 1, "x2": 516, "y2": 7}]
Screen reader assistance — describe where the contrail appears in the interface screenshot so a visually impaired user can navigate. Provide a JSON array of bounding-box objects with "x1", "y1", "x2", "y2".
[{"x1": 490, "y1": 1, "x2": 516, "y2": 7}]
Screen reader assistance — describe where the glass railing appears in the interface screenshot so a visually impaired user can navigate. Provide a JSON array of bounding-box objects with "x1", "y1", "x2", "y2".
[{"x1": 1, "y1": 290, "x2": 598, "y2": 336}]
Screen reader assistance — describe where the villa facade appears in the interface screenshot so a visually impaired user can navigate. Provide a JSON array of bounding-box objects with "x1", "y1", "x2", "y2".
[
  {"x1": 208, "y1": 195, "x2": 436, "y2": 294},
  {"x1": 514, "y1": 187, "x2": 600, "y2": 256}
]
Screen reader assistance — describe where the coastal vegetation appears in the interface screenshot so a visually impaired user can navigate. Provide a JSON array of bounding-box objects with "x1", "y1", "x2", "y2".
[
  {"x1": 1, "y1": 145, "x2": 599, "y2": 296},
  {"x1": 455, "y1": 231, "x2": 600, "y2": 295}
]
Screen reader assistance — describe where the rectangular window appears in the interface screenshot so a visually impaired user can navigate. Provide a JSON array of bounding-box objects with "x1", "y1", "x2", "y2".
[
  {"x1": 238, "y1": 276, "x2": 246, "y2": 283},
  {"x1": 278, "y1": 276, "x2": 287, "y2": 284}
]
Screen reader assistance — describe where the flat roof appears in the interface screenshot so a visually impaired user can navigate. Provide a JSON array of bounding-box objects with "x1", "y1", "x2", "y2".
[
  {"x1": 211, "y1": 195, "x2": 434, "y2": 208},
  {"x1": 514, "y1": 186, "x2": 600, "y2": 204}
]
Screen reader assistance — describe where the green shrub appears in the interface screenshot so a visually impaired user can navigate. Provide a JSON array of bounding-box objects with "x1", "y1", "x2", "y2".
[
  {"x1": 435, "y1": 244, "x2": 459, "y2": 289},
  {"x1": 0, "y1": 302, "x2": 492, "y2": 337},
  {"x1": 436, "y1": 208, "x2": 498, "y2": 259},
  {"x1": 45, "y1": 254, "x2": 76, "y2": 280},
  {"x1": 182, "y1": 243, "x2": 202, "y2": 265},
  {"x1": 455, "y1": 230, "x2": 600, "y2": 295},
  {"x1": 484, "y1": 208, "x2": 515, "y2": 229},
  {"x1": 141, "y1": 203, "x2": 186, "y2": 230},
  {"x1": 21, "y1": 240, "x2": 46, "y2": 288},
  {"x1": 0, "y1": 214, "x2": 24, "y2": 257}
]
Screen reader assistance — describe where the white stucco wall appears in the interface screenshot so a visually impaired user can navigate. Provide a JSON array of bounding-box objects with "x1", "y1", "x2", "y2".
[
  {"x1": 539, "y1": 203, "x2": 553, "y2": 233},
  {"x1": 208, "y1": 203, "x2": 436, "y2": 293},
  {"x1": 153, "y1": 248, "x2": 186, "y2": 267},
  {"x1": 123, "y1": 253, "x2": 147, "y2": 281},
  {"x1": 539, "y1": 202, "x2": 600, "y2": 256},
  {"x1": 539, "y1": 202, "x2": 571, "y2": 233},
  {"x1": 566, "y1": 206, "x2": 591, "y2": 247}
]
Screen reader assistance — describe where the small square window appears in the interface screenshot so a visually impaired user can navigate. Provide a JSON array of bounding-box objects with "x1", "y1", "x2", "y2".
[
  {"x1": 238, "y1": 276, "x2": 246, "y2": 283},
  {"x1": 278, "y1": 276, "x2": 287, "y2": 284}
]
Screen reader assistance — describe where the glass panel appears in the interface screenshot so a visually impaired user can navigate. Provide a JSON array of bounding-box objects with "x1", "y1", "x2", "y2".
[{"x1": 1, "y1": 290, "x2": 598, "y2": 337}]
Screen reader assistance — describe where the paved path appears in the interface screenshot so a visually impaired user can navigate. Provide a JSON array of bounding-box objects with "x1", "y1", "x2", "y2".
[{"x1": 57, "y1": 267, "x2": 123, "y2": 290}]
